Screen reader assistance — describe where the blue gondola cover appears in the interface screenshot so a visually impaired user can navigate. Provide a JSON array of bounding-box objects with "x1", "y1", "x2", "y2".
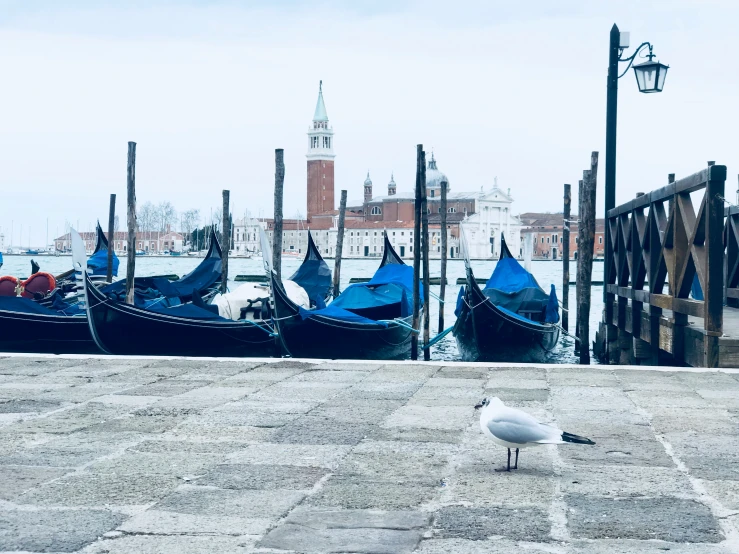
[
  {"x1": 482, "y1": 235, "x2": 559, "y2": 324},
  {"x1": 289, "y1": 231, "x2": 331, "y2": 306}
]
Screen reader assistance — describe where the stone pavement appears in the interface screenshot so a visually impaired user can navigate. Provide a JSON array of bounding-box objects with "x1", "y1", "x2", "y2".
[{"x1": 1, "y1": 355, "x2": 739, "y2": 553}]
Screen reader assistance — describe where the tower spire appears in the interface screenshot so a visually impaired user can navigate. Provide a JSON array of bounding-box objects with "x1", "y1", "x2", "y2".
[{"x1": 313, "y1": 80, "x2": 328, "y2": 122}]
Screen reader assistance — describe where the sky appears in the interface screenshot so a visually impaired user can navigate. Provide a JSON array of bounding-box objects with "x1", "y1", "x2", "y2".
[{"x1": 1, "y1": 0, "x2": 738, "y2": 247}]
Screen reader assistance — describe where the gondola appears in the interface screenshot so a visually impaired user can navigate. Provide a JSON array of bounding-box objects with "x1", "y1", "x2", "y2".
[
  {"x1": 83, "y1": 233, "x2": 277, "y2": 357},
  {"x1": 0, "y1": 225, "x2": 118, "y2": 354},
  {"x1": 453, "y1": 234, "x2": 560, "y2": 363},
  {"x1": 271, "y1": 233, "x2": 421, "y2": 360}
]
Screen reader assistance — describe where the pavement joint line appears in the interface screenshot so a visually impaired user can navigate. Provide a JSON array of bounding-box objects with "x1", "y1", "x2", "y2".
[
  {"x1": 545, "y1": 367, "x2": 570, "y2": 543},
  {"x1": 612, "y1": 369, "x2": 739, "y2": 549},
  {"x1": 4, "y1": 351, "x2": 739, "y2": 373}
]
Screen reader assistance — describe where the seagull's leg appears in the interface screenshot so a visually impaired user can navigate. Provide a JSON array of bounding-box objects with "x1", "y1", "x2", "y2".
[
  {"x1": 495, "y1": 448, "x2": 512, "y2": 472},
  {"x1": 513, "y1": 448, "x2": 519, "y2": 470}
]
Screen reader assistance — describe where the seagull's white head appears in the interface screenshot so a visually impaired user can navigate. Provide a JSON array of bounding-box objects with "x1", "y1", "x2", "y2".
[{"x1": 474, "y1": 396, "x2": 502, "y2": 410}]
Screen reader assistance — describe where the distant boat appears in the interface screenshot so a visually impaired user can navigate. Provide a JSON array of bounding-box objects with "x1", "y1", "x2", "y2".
[
  {"x1": 25, "y1": 249, "x2": 39, "y2": 255},
  {"x1": 170, "y1": 251, "x2": 182, "y2": 256}
]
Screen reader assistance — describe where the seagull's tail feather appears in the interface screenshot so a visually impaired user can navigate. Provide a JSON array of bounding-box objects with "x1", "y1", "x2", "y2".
[{"x1": 561, "y1": 431, "x2": 595, "y2": 445}]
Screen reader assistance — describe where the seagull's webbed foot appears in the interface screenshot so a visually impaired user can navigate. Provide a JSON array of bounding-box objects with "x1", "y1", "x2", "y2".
[{"x1": 495, "y1": 448, "x2": 512, "y2": 472}]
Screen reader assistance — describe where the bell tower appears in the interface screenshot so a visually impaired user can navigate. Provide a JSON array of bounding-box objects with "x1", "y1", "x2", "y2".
[
  {"x1": 306, "y1": 81, "x2": 335, "y2": 220},
  {"x1": 364, "y1": 171, "x2": 373, "y2": 202}
]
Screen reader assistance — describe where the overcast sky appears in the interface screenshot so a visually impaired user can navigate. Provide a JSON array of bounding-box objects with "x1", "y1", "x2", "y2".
[{"x1": 1, "y1": 0, "x2": 738, "y2": 246}]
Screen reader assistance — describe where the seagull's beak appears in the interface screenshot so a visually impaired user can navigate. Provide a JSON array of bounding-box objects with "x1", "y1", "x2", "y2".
[{"x1": 474, "y1": 402, "x2": 483, "y2": 410}]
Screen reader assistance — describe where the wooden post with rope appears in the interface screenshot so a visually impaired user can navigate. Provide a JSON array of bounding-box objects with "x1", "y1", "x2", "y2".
[{"x1": 333, "y1": 190, "x2": 347, "y2": 298}]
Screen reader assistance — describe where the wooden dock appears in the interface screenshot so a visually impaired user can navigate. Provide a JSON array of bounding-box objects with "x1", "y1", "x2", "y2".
[{"x1": 597, "y1": 163, "x2": 739, "y2": 368}]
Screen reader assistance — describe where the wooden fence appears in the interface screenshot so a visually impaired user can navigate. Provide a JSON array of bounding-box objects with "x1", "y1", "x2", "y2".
[
  {"x1": 726, "y1": 205, "x2": 739, "y2": 308},
  {"x1": 605, "y1": 164, "x2": 727, "y2": 367}
]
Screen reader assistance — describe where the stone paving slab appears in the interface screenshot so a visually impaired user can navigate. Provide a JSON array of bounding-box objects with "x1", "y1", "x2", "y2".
[{"x1": 0, "y1": 355, "x2": 738, "y2": 553}]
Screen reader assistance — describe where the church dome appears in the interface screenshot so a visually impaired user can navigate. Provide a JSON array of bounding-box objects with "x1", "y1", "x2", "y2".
[
  {"x1": 388, "y1": 174, "x2": 396, "y2": 187},
  {"x1": 364, "y1": 171, "x2": 372, "y2": 186},
  {"x1": 426, "y1": 153, "x2": 449, "y2": 190}
]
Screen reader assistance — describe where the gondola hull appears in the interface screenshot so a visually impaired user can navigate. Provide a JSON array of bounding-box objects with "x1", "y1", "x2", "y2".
[
  {"x1": 85, "y1": 274, "x2": 277, "y2": 357},
  {"x1": 271, "y1": 273, "x2": 416, "y2": 360},
  {"x1": 453, "y1": 273, "x2": 560, "y2": 364},
  {"x1": 0, "y1": 311, "x2": 96, "y2": 354}
]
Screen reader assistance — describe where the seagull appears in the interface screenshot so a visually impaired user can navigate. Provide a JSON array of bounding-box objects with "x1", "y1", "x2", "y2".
[{"x1": 474, "y1": 397, "x2": 595, "y2": 472}]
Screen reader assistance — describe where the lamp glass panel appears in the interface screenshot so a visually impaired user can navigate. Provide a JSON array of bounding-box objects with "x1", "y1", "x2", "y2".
[{"x1": 656, "y1": 65, "x2": 668, "y2": 91}]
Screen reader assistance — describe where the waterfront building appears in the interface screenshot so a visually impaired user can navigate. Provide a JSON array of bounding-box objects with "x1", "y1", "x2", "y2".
[
  {"x1": 244, "y1": 82, "x2": 523, "y2": 260},
  {"x1": 518, "y1": 212, "x2": 605, "y2": 260},
  {"x1": 54, "y1": 229, "x2": 184, "y2": 254}
]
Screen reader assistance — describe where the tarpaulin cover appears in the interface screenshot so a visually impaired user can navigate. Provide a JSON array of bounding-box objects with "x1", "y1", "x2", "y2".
[
  {"x1": 454, "y1": 286, "x2": 465, "y2": 318},
  {"x1": 289, "y1": 232, "x2": 331, "y2": 306},
  {"x1": 297, "y1": 241, "x2": 420, "y2": 325},
  {"x1": 87, "y1": 248, "x2": 120, "y2": 277},
  {"x1": 482, "y1": 235, "x2": 559, "y2": 324},
  {"x1": 298, "y1": 304, "x2": 387, "y2": 327},
  {"x1": 691, "y1": 274, "x2": 704, "y2": 301},
  {"x1": 145, "y1": 302, "x2": 228, "y2": 320},
  {"x1": 0, "y1": 296, "x2": 82, "y2": 317}
]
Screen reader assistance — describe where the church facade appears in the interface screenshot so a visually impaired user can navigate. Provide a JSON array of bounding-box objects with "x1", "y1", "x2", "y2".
[{"x1": 234, "y1": 83, "x2": 522, "y2": 260}]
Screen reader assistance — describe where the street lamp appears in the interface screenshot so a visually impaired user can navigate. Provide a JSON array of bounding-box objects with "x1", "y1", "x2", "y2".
[
  {"x1": 632, "y1": 47, "x2": 669, "y2": 93},
  {"x1": 603, "y1": 24, "x2": 668, "y2": 359}
]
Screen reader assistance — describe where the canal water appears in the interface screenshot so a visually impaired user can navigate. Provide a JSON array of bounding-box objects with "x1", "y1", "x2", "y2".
[{"x1": 2, "y1": 255, "x2": 604, "y2": 363}]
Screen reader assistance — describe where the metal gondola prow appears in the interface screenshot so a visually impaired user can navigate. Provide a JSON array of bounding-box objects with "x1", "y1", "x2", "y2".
[
  {"x1": 379, "y1": 232, "x2": 404, "y2": 267},
  {"x1": 459, "y1": 225, "x2": 471, "y2": 269},
  {"x1": 259, "y1": 226, "x2": 273, "y2": 276},
  {"x1": 499, "y1": 233, "x2": 514, "y2": 260}
]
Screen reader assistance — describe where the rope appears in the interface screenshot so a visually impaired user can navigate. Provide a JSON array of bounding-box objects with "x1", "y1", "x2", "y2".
[
  {"x1": 423, "y1": 325, "x2": 454, "y2": 349},
  {"x1": 717, "y1": 194, "x2": 738, "y2": 208},
  {"x1": 429, "y1": 290, "x2": 445, "y2": 304},
  {"x1": 556, "y1": 325, "x2": 581, "y2": 344},
  {"x1": 378, "y1": 318, "x2": 419, "y2": 334}
]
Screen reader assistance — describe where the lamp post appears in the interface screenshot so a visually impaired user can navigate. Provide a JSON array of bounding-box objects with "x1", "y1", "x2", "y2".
[{"x1": 603, "y1": 24, "x2": 669, "y2": 357}]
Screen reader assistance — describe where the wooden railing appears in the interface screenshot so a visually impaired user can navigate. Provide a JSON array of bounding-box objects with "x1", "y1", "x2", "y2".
[
  {"x1": 605, "y1": 164, "x2": 727, "y2": 367},
  {"x1": 726, "y1": 205, "x2": 739, "y2": 308}
]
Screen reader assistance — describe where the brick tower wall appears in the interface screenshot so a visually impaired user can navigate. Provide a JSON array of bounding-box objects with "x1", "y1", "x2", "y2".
[{"x1": 307, "y1": 160, "x2": 335, "y2": 219}]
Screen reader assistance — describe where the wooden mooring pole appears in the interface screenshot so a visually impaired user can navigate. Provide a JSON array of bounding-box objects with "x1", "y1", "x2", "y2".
[
  {"x1": 562, "y1": 184, "x2": 571, "y2": 332},
  {"x1": 273, "y1": 149, "x2": 285, "y2": 282},
  {"x1": 333, "y1": 190, "x2": 347, "y2": 298},
  {"x1": 125, "y1": 142, "x2": 136, "y2": 305},
  {"x1": 420, "y1": 151, "x2": 430, "y2": 361},
  {"x1": 411, "y1": 145, "x2": 423, "y2": 361},
  {"x1": 575, "y1": 179, "x2": 583, "y2": 356},
  {"x1": 221, "y1": 190, "x2": 230, "y2": 294},
  {"x1": 106, "y1": 193, "x2": 116, "y2": 283},
  {"x1": 577, "y1": 152, "x2": 599, "y2": 364},
  {"x1": 438, "y1": 180, "x2": 448, "y2": 334}
]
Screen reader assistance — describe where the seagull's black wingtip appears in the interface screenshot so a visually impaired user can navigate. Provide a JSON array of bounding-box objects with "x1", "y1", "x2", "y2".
[{"x1": 561, "y1": 431, "x2": 596, "y2": 445}]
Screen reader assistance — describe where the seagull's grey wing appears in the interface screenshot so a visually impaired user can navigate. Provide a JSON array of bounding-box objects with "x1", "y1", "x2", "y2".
[{"x1": 486, "y1": 418, "x2": 559, "y2": 445}]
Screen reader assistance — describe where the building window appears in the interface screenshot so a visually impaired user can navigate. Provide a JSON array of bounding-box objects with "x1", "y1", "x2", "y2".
[
  {"x1": 575, "y1": 237, "x2": 579, "y2": 244},
  {"x1": 438, "y1": 208, "x2": 442, "y2": 213},
  {"x1": 463, "y1": 207, "x2": 467, "y2": 213},
  {"x1": 350, "y1": 246, "x2": 354, "y2": 252},
  {"x1": 401, "y1": 232, "x2": 404, "y2": 236},
  {"x1": 371, "y1": 206, "x2": 382, "y2": 215},
  {"x1": 365, "y1": 232, "x2": 369, "y2": 236},
  {"x1": 430, "y1": 189, "x2": 435, "y2": 197},
  {"x1": 392, "y1": 231, "x2": 396, "y2": 236},
  {"x1": 448, "y1": 207, "x2": 456, "y2": 213},
  {"x1": 541, "y1": 238, "x2": 545, "y2": 244},
  {"x1": 599, "y1": 236, "x2": 603, "y2": 244}
]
